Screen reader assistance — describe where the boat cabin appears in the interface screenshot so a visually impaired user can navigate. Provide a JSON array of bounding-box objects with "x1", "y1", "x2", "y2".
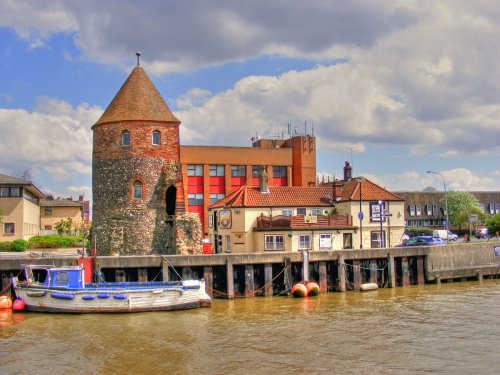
[{"x1": 25, "y1": 265, "x2": 84, "y2": 289}]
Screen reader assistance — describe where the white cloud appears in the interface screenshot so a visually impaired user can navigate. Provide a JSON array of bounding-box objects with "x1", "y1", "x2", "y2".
[{"x1": 0, "y1": 97, "x2": 101, "y2": 185}]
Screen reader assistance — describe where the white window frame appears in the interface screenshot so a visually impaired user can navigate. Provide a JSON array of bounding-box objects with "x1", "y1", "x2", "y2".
[
  {"x1": 282, "y1": 209, "x2": 293, "y2": 217},
  {"x1": 122, "y1": 130, "x2": 130, "y2": 146},
  {"x1": 298, "y1": 234, "x2": 311, "y2": 250},
  {"x1": 319, "y1": 234, "x2": 332, "y2": 250},
  {"x1": 311, "y1": 208, "x2": 322, "y2": 216},
  {"x1": 152, "y1": 130, "x2": 161, "y2": 145},
  {"x1": 209, "y1": 165, "x2": 224, "y2": 176},
  {"x1": 416, "y1": 205, "x2": 421, "y2": 216},
  {"x1": 133, "y1": 181, "x2": 143, "y2": 199},
  {"x1": 409, "y1": 205, "x2": 416, "y2": 216},
  {"x1": 225, "y1": 235, "x2": 231, "y2": 253},
  {"x1": 265, "y1": 235, "x2": 285, "y2": 251},
  {"x1": 188, "y1": 164, "x2": 203, "y2": 176}
]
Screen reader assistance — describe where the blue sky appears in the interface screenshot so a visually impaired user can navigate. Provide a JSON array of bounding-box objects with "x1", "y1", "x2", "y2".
[{"x1": 1, "y1": 0, "x2": 500, "y2": 204}]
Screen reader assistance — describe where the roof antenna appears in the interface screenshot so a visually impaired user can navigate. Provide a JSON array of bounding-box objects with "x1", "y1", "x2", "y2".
[{"x1": 136, "y1": 51, "x2": 142, "y2": 66}]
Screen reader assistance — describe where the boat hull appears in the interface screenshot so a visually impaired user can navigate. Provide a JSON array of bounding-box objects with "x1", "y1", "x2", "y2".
[{"x1": 13, "y1": 281, "x2": 211, "y2": 313}]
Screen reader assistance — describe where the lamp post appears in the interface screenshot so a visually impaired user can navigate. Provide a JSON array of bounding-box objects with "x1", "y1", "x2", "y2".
[
  {"x1": 427, "y1": 170, "x2": 449, "y2": 243},
  {"x1": 378, "y1": 200, "x2": 384, "y2": 248},
  {"x1": 356, "y1": 178, "x2": 365, "y2": 249}
]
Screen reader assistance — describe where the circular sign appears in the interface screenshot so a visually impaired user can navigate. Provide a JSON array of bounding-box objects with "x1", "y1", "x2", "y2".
[{"x1": 358, "y1": 212, "x2": 364, "y2": 220}]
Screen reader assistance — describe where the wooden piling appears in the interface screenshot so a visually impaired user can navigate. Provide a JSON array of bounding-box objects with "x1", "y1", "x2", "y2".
[
  {"x1": 319, "y1": 261, "x2": 327, "y2": 293},
  {"x1": 338, "y1": 255, "x2": 346, "y2": 292},
  {"x1": 245, "y1": 265, "x2": 255, "y2": 297},
  {"x1": 416, "y1": 256, "x2": 425, "y2": 285},
  {"x1": 203, "y1": 267, "x2": 213, "y2": 297},
  {"x1": 370, "y1": 260, "x2": 378, "y2": 284},
  {"x1": 138, "y1": 268, "x2": 148, "y2": 282},
  {"x1": 284, "y1": 257, "x2": 292, "y2": 294},
  {"x1": 226, "y1": 260, "x2": 235, "y2": 299},
  {"x1": 264, "y1": 264, "x2": 273, "y2": 297},
  {"x1": 402, "y1": 257, "x2": 410, "y2": 286},
  {"x1": 388, "y1": 254, "x2": 396, "y2": 288},
  {"x1": 353, "y1": 260, "x2": 361, "y2": 291}
]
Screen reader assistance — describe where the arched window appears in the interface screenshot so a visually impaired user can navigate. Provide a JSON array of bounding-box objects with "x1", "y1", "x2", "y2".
[
  {"x1": 133, "y1": 180, "x2": 143, "y2": 199},
  {"x1": 122, "y1": 130, "x2": 130, "y2": 146},
  {"x1": 152, "y1": 130, "x2": 160, "y2": 145}
]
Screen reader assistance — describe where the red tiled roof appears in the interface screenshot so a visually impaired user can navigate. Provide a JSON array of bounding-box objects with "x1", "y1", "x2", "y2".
[
  {"x1": 340, "y1": 177, "x2": 404, "y2": 202},
  {"x1": 210, "y1": 186, "x2": 336, "y2": 209},
  {"x1": 211, "y1": 177, "x2": 402, "y2": 209},
  {"x1": 94, "y1": 66, "x2": 179, "y2": 126}
]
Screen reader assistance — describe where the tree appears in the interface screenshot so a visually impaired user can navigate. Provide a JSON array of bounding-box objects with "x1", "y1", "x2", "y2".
[
  {"x1": 422, "y1": 186, "x2": 437, "y2": 192},
  {"x1": 486, "y1": 214, "x2": 500, "y2": 238},
  {"x1": 442, "y1": 191, "x2": 482, "y2": 229},
  {"x1": 54, "y1": 218, "x2": 73, "y2": 235}
]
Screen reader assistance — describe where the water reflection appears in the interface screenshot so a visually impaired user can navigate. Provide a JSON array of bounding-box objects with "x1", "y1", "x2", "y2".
[{"x1": 0, "y1": 280, "x2": 499, "y2": 374}]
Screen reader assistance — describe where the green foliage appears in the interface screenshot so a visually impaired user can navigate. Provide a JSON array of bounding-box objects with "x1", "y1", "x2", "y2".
[
  {"x1": 441, "y1": 191, "x2": 482, "y2": 228},
  {"x1": 0, "y1": 239, "x2": 27, "y2": 252},
  {"x1": 406, "y1": 227, "x2": 433, "y2": 236},
  {"x1": 486, "y1": 214, "x2": 500, "y2": 237},
  {"x1": 0, "y1": 207, "x2": 3, "y2": 225},
  {"x1": 54, "y1": 217, "x2": 73, "y2": 235},
  {"x1": 27, "y1": 235, "x2": 83, "y2": 249}
]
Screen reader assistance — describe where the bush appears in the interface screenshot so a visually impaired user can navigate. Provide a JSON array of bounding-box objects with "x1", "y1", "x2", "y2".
[
  {"x1": 27, "y1": 235, "x2": 84, "y2": 249},
  {"x1": 406, "y1": 227, "x2": 433, "y2": 237},
  {"x1": 0, "y1": 239, "x2": 27, "y2": 252}
]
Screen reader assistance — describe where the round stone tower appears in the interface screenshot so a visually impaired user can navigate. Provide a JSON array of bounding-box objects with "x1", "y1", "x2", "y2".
[{"x1": 92, "y1": 60, "x2": 185, "y2": 255}]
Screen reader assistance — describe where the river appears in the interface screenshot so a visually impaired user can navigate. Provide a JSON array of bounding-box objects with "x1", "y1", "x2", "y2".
[{"x1": 1, "y1": 280, "x2": 499, "y2": 374}]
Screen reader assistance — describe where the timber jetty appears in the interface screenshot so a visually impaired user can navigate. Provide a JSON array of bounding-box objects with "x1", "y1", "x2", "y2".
[{"x1": 2, "y1": 242, "x2": 499, "y2": 298}]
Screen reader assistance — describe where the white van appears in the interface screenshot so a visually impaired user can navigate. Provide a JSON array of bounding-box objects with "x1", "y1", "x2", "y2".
[{"x1": 433, "y1": 230, "x2": 458, "y2": 241}]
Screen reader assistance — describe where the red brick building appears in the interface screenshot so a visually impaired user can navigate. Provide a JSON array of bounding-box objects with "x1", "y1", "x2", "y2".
[{"x1": 92, "y1": 61, "x2": 316, "y2": 254}]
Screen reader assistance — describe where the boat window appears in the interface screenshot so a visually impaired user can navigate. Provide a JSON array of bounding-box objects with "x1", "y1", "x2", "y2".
[{"x1": 55, "y1": 272, "x2": 69, "y2": 285}]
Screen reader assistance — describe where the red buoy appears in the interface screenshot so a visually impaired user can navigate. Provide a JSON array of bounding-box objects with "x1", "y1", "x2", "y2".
[
  {"x1": 291, "y1": 283, "x2": 307, "y2": 298},
  {"x1": 12, "y1": 299, "x2": 25, "y2": 311},
  {"x1": 306, "y1": 282, "x2": 320, "y2": 297}
]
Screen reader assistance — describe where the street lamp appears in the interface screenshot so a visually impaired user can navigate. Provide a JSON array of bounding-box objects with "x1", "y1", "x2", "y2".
[
  {"x1": 427, "y1": 170, "x2": 449, "y2": 243},
  {"x1": 378, "y1": 200, "x2": 384, "y2": 248},
  {"x1": 356, "y1": 178, "x2": 365, "y2": 249}
]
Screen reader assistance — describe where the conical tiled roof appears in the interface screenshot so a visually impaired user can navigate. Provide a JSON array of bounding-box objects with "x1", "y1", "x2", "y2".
[{"x1": 94, "y1": 66, "x2": 179, "y2": 126}]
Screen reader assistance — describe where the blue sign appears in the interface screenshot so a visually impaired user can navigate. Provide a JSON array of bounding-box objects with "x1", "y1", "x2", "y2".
[
  {"x1": 442, "y1": 220, "x2": 447, "y2": 225},
  {"x1": 358, "y1": 212, "x2": 364, "y2": 220}
]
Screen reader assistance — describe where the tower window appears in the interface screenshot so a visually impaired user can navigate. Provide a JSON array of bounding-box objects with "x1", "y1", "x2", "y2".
[
  {"x1": 122, "y1": 130, "x2": 130, "y2": 146},
  {"x1": 133, "y1": 181, "x2": 143, "y2": 199},
  {"x1": 152, "y1": 131, "x2": 160, "y2": 145}
]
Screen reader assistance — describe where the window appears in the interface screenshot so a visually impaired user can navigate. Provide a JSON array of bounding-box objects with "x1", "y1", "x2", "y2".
[
  {"x1": 311, "y1": 209, "x2": 323, "y2": 216},
  {"x1": 265, "y1": 235, "x2": 285, "y2": 251},
  {"x1": 44, "y1": 225, "x2": 52, "y2": 230},
  {"x1": 371, "y1": 231, "x2": 385, "y2": 248},
  {"x1": 4, "y1": 223, "x2": 15, "y2": 235},
  {"x1": 210, "y1": 193, "x2": 225, "y2": 205},
  {"x1": 272, "y1": 166, "x2": 287, "y2": 178},
  {"x1": 133, "y1": 181, "x2": 143, "y2": 199},
  {"x1": 55, "y1": 272, "x2": 69, "y2": 285},
  {"x1": 209, "y1": 165, "x2": 224, "y2": 176},
  {"x1": 252, "y1": 166, "x2": 262, "y2": 177},
  {"x1": 282, "y1": 209, "x2": 293, "y2": 216},
  {"x1": 489, "y1": 204, "x2": 495, "y2": 214},
  {"x1": 231, "y1": 165, "x2": 246, "y2": 177},
  {"x1": 343, "y1": 233, "x2": 353, "y2": 249},
  {"x1": 298, "y1": 234, "x2": 311, "y2": 250},
  {"x1": 0, "y1": 187, "x2": 9, "y2": 196},
  {"x1": 152, "y1": 130, "x2": 161, "y2": 145},
  {"x1": 319, "y1": 234, "x2": 332, "y2": 250},
  {"x1": 433, "y1": 204, "x2": 438, "y2": 214},
  {"x1": 496, "y1": 203, "x2": 500, "y2": 214},
  {"x1": 416, "y1": 205, "x2": 421, "y2": 216},
  {"x1": 409, "y1": 205, "x2": 416, "y2": 216},
  {"x1": 297, "y1": 208, "x2": 306, "y2": 215},
  {"x1": 188, "y1": 194, "x2": 203, "y2": 205},
  {"x1": 44, "y1": 207, "x2": 52, "y2": 215},
  {"x1": 10, "y1": 187, "x2": 20, "y2": 197},
  {"x1": 122, "y1": 130, "x2": 130, "y2": 146},
  {"x1": 188, "y1": 164, "x2": 203, "y2": 176},
  {"x1": 426, "y1": 205, "x2": 433, "y2": 216},
  {"x1": 225, "y1": 235, "x2": 231, "y2": 253}
]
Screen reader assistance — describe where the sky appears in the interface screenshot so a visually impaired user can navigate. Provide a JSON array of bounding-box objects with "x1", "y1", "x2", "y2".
[{"x1": 1, "y1": 0, "x2": 500, "y2": 205}]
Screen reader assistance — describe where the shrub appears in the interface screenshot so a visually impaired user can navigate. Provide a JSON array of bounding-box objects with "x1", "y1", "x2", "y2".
[
  {"x1": 406, "y1": 227, "x2": 433, "y2": 237},
  {"x1": 11, "y1": 239, "x2": 27, "y2": 252},
  {"x1": 27, "y1": 235, "x2": 83, "y2": 249},
  {"x1": 0, "y1": 241, "x2": 12, "y2": 251}
]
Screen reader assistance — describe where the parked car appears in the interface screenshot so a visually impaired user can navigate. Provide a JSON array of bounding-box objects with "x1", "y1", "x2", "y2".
[
  {"x1": 474, "y1": 228, "x2": 489, "y2": 239},
  {"x1": 432, "y1": 229, "x2": 458, "y2": 241},
  {"x1": 396, "y1": 236, "x2": 445, "y2": 247}
]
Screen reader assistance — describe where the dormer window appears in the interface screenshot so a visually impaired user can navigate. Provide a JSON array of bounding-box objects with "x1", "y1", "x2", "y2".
[
  {"x1": 122, "y1": 130, "x2": 130, "y2": 146},
  {"x1": 133, "y1": 181, "x2": 143, "y2": 199},
  {"x1": 152, "y1": 130, "x2": 160, "y2": 145}
]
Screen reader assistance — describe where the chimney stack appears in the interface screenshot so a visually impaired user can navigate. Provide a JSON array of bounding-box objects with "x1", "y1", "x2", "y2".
[{"x1": 343, "y1": 161, "x2": 352, "y2": 182}]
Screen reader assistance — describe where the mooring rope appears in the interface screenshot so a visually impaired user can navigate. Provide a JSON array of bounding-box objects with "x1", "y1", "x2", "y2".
[{"x1": 161, "y1": 255, "x2": 183, "y2": 281}]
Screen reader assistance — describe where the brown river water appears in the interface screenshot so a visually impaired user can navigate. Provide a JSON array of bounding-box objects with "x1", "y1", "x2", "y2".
[{"x1": 1, "y1": 280, "x2": 499, "y2": 375}]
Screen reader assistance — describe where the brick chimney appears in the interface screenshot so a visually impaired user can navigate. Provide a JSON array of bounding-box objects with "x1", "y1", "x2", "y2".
[
  {"x1": 343, "y1": 161, "x2": 352, "y2": 182},
  {"x1": 258, "y1": 166, "x2": 269, "y2": 193}
]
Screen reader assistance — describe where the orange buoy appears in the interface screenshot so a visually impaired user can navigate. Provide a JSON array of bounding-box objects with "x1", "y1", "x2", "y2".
[
  {"x1": 12, "y1": 299, "x2": 25, "y2": 311},
  {"x1": 306, "y1": 282, "x2": 320, "y2": 297},
  {"x1": 0, "y1": 296, "x2": 13, "y2": 310},
  {"x1": 291, "y1": 283, "x2": 308, "y2": 298}
]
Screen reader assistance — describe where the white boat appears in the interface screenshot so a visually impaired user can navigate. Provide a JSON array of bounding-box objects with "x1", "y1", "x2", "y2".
[{"x1": 11, "y1": 264, "x2": 211, "y2": 313}]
